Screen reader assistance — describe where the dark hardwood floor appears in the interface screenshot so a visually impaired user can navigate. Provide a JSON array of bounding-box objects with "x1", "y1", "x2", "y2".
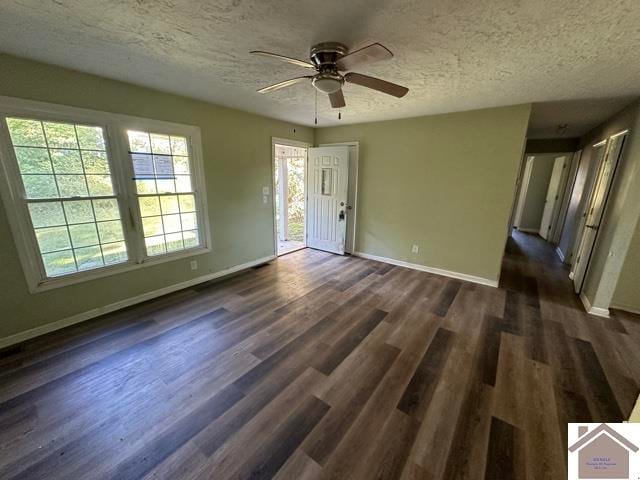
[{"x1": 1, "y1": 230, "x2": 639, "y2": 479}]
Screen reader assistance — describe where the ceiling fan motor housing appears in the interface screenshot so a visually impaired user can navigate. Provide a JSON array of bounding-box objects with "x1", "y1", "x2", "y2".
[
  {"x1": 310, "y1": 42, "x2": 347, "y2": 94},
  {"x1": 310, "y1": 42, "x2": 348, "y2": 67}
]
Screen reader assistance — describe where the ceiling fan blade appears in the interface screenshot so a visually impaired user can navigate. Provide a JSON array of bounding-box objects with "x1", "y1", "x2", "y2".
[
  {"x1": 344, "y1": 72, "x2": 408, "y2": 98},
  {"x1": 336, "y1": 43, "x2": 393, "y2": 71},
  {"x1": 250, "y1": 51, "x2": 315, "y2": 69},
  {"x1": 329, "y1": 89, "x2": 346, "y2": 108},
  {"x1": 257, "y1": 76, "x2": 313, "y2": 93}
]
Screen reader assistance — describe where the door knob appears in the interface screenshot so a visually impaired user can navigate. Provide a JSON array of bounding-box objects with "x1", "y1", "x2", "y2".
[{"x1": 346, "y1": 205, "x2": 353, "y2": 210}]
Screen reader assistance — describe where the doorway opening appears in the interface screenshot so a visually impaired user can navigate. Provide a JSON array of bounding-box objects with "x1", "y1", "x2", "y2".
[{"x1": 274, "y1": 143, "x2": 307, "y2": 256}]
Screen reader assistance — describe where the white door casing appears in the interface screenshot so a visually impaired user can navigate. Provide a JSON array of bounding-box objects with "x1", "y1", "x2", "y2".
[
  {"x1": 571, "y1": 132, "x2": 627, "y2": 293},
  {"x1": 306, "y1": 146, "x2": 349, "y2": 254},
  {"x1": 539, "y1": 156, "x2": 566, "y2": 239}
]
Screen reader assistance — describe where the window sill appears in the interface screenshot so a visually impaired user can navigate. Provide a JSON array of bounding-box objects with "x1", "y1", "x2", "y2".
[{"x1": 30, "y1": 246, "x2": 211, "y2": 293}]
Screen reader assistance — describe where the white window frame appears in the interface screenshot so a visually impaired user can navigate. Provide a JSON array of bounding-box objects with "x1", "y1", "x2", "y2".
[{"x1": 0, "y1": 95, "x2": 211, "y2": 293}]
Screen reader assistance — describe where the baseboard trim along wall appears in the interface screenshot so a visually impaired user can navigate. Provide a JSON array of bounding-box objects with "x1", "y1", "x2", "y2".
[
  {"x1": 610, "y1": 303, "x2": 640, "y2": 315},
  {"x1": 580, "y1": 292, "x2": 610, "y2": 318},
  {"x1": 516, "y1": 227, "x2": 540, "y2": 234},
  {"x1": 352, "y1": 251, "x2": 499, "y2": 288},
  {"x1": 555, "y1": 246, "x2": 565, "y2": 262},
  {"x1": 0, "y1": 255, "x2": 276, "y2": 349}
]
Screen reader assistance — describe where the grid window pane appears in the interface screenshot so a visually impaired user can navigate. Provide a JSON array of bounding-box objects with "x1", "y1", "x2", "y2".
[
  {"x1": 145, "y1": 235, "x2": 166, "y2": 256},
  {"x1": 142, "y1": 216, "x2": 164, "y2": 237},
  {"x1": 42, "y1": 250, "x2": 76, "y2": 277},
  {"x1": 139, "y1": 196, "x2": 161, "y2": 216},
  {"x1": 69, "y1": 223, "x2": 99, "y2": 248},
  {"x1": 93, "y1": 198, "x2": 120, "y2": 221},
  {"x1": 29, "y1": 202, "x2": 65, "y2": 228},
  {"x1": 75, "y1": 245, "x2": 104, "y2": 270},
  {"x1": 127, "y1": 130, "x2": 200, "y2": 256},
  {"x1": 76, "y1": 126, "x2": 106, "y2": 150},
  {"x1": 171, "y1": 137, "x2": 188, "y2": 156},
  {"x1": 173, "y1": 156, "x2": 190, "y2": 174},
  {"x1": 102, "y1": 242, "x2": 127, "y2": 264},
  {"x1": 160, "y1": 195, "x2": 179, "y2": 214},
  {"x1": 136, "y1": 179, "x2": 156, "y2": 194},
  {"x1": 156, "y1": 178, "x2": 176, "y2": 193},
  {"x1": 82, "y1": 151, "x2": 110, "y2": 173},
  {"x1": 15, "y1": 147, "x2": 52, "y2": 174},
  {"x1": 57, "y1": 174, "x2": 88, "y2": 197},
  {"x1": 7, "y1": 118, "x2": 46, "y2": 147},
  {"x1": 183, "y1": 230, "x2": 199, "y2": 249},
  {"x1": 6, "y1": 118, "x2": 128, "y2": 277},
  {"x1": 44, "y1": 122, "x2": 78, "y2": 148},
  {"x1": 165, "y1": 232, "x2": 184, "y2": 252},
  {"x1": 23, "y1": 175, "x2": 58, "y2": 198},
  {"x1": 150, "y1": 134, "x2": 171, "y2": 154},
  {"x1": 86, "y1": 175, "x2": 114, "y2": 196},
  {"x1": 35, "y1": 226, "x2": 71, "y2": 253},
  {"x1": 181, "y1": 212, "x2": 197, "y2": 230},
  {"x1": 64, "y1": 200, "x2": 94, "y2": 224},
  {"x1": 97, "y1": 220, "x2": 124, "y2": 243},
  {"x1": 162, "y1": 214, "x2": 181, "y2": 233},
  {"x1": 178, "y1": 194, "x2": 195, "y2": 212},
  {"x1": 51, "y1": 149, "x2": 83, "y2": 173}
]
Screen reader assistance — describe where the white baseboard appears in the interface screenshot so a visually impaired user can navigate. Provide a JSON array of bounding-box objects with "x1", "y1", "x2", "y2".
[
  {"x1": 352, "y1": 251, "x2": 499, "y2": 288},
  {"x1": 555, "y1": 247, "x2": 565, "y2": 262},
  {"x1": 610, "y1": 303, "x2": 640, "y2": 315},
  {"x1": 580, "y1": 292, "x2": 610, "y2": 318},
  {"x1": 0, "y1": 255, "x2": 276, "y2": 350},
  {"x1": 516, "y1": 227, "x2": 540, "y2": 234}
]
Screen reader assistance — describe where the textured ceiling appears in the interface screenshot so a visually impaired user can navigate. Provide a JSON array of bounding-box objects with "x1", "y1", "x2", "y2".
[
  {"x1": 528, "y1": 98, "x2": 638, "y2": 138},
  {"x1": 0, "y1": 0, "x2": 639, "y2": 129}
]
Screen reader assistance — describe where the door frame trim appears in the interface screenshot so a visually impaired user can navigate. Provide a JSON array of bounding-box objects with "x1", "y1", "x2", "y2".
[
  {"x1": 318, "y1": 141, "x2": 359, "y2": 254},
  {"x1": 271, "y1": 137, "x2": 312, "y2": 257}
]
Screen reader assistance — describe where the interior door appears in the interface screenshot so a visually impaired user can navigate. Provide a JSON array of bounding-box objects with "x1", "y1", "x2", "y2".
[
  {"x1": 306, "y1": 146, "x2": 349, "y2": 254},
  {"x1": 571, "y1": 133, "x2": 627, "y2": 292},
  {"x1": 539, "y1": 156, "x2": 566, "y2": 239}
]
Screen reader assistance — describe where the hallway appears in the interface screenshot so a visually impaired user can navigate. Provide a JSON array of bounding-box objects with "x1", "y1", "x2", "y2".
[{"x1": 1, "y1": 231, "x2": 639, "y2": 479}]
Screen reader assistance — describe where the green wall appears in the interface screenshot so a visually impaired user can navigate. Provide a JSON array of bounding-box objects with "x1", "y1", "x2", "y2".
[
  {"x1": 0, "y1": 54, "x2": 313, "y2": 341},
  {"x1": 0, "y1": 54, "x2": 532, "y2": 343},
  {"x1": 612, "y1": 220, "x2": 640, "y2": 313},
  {"x1": 315, "y1": 105, "x2": 531, "y2": 283}
]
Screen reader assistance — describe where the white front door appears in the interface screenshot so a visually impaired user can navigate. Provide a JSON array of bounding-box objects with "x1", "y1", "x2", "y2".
[
  {"x1": 306, "y1": 146, "x2": 349, "y2": 254},
  {"x1": 539, "y1": 156, "x2": 566, "y2": 239},
  {"x1": 572, "y1": 132, "x2": 627, "y2": 292}
]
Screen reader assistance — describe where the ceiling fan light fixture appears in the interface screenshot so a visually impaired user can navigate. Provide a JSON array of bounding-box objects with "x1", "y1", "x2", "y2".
[{"x1": 312, "y1": 73, "x2": 343, "y2": 94}]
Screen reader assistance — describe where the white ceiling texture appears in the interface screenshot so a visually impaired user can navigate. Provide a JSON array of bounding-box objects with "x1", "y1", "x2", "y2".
[{"x1": 1, "y1": 0, "x2": 639, "y2": 136}]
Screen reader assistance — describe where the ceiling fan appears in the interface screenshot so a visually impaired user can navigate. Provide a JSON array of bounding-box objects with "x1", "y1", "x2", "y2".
[{"x1": 251, "y1": 42, "x2": 409, "y2": 109}]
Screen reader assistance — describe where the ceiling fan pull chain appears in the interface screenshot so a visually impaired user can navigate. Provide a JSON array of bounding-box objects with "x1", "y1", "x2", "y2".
[
  {"x1": 338, "y1": 109, "x2": 341, "y2": 120},
  {"x1": 314, "y1": 89, "x2": 318, "y2": 125}
]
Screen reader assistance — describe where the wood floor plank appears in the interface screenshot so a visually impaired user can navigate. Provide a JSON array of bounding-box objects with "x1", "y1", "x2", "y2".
[{"x1": 1, "y1": 232, "x2": 639, "y2": 479}]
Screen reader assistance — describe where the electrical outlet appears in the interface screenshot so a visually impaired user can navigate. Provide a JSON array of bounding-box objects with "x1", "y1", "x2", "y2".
[
  {"x1": 190, "y1": 260, "x2": 198, "y2": 270},
  {"x1": 411, "y1": 244, "x2": 419, "y2": 254},
  {"x1": 263, "y1": 195, "x2": 269, "y2": 204}
]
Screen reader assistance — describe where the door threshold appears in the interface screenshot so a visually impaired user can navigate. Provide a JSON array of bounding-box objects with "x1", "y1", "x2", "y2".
[{"x1": 277, "y1": 246, "x2": 308, "y2": 257}]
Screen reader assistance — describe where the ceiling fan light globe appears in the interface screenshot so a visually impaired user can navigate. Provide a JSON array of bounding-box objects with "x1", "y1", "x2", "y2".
[{"x1": 312, "y1": 77, "x2": 342, "y2": 94}]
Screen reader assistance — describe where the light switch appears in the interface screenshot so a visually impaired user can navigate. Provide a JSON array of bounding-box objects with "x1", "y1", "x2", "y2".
[
  {"x1": 263, "y1": 195, "x2": 269, "y2": 204},
  {"x1": 262, "y1": 186, "x2": 270, "y2": 195}
]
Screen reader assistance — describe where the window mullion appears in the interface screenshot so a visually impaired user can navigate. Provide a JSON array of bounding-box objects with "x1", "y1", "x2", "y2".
[{"x1": 107, "y1": 125, "x2": 145, "y2": 265}]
